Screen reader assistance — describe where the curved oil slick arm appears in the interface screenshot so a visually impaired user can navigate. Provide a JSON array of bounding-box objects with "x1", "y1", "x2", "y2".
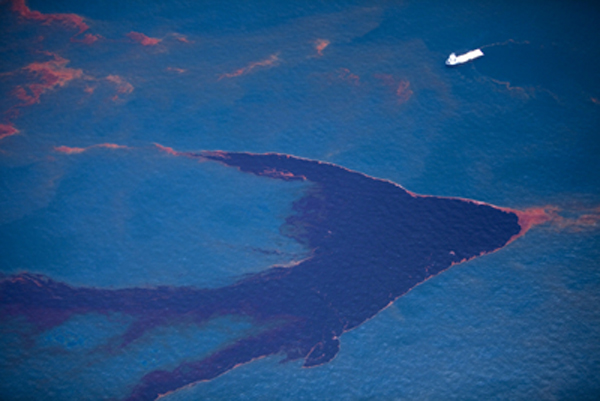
[{"x1": 1, "y1": 151, "x2": 526, "y2": 401}]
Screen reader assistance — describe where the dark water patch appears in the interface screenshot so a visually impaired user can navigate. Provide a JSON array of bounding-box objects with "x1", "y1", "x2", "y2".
[{"x1": 1, "y1": 152, "x2": 521, "y2": 400}]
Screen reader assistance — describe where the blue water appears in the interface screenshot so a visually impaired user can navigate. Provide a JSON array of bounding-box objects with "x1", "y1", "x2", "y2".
[{"x1": 1, "y1": 0, "x2": 600, "y2": 399}]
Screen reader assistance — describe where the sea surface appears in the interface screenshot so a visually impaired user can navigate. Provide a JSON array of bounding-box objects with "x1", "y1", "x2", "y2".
[{"x1": 1, "y1": 0, "x2": 599, "y2": 400}]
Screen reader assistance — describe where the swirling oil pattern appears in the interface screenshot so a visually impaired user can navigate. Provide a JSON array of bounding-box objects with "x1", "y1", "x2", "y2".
[
  {"x1": 2, "y1": 151, "x2": 524, "y2": 400},
  {"x1": 2, "y1": 0, "x2": 600, "y2": 399}
]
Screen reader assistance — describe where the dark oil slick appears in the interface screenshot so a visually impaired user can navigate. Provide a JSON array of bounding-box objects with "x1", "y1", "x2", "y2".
[{"x1": 1, "y1": 151, "x2": 525, "y2": 400}]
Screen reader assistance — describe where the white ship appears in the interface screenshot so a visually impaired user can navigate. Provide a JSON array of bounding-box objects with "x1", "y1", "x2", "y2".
[{"x1": 445, "y1": 49, "x2": 484, "y2": 66}]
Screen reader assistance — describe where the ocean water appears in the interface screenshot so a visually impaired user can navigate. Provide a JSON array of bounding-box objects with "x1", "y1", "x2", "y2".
[{"x1": 1, "y1": 0, "x2": 599, "y2": 400}]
